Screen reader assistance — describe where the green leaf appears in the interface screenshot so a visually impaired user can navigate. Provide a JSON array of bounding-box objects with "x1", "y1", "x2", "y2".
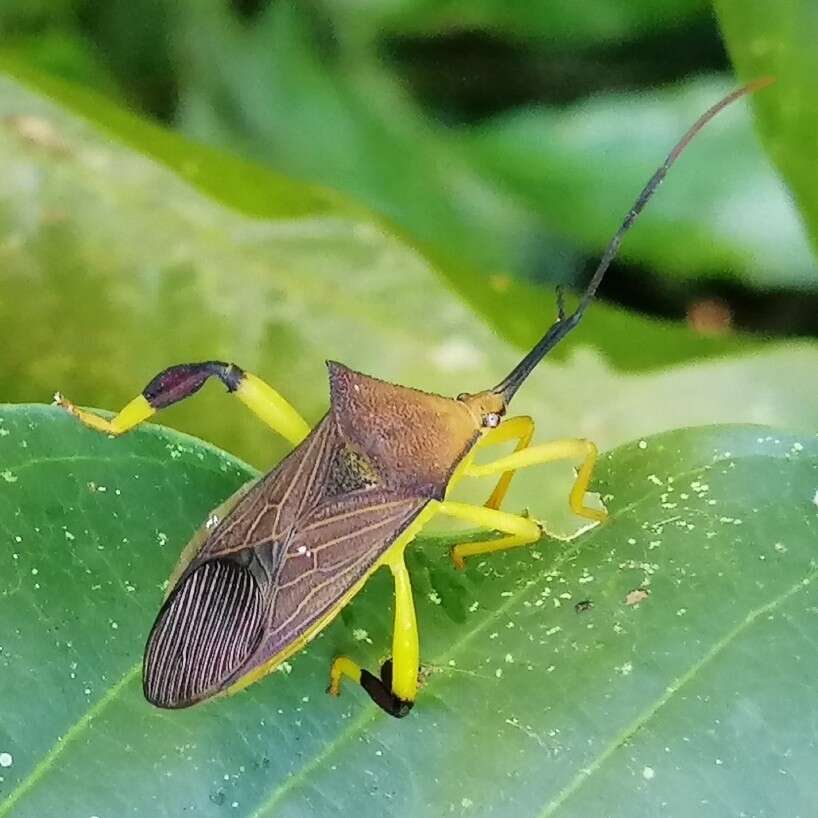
[
  {"x1": 715, "y1": 0, "x2": 818, "y2": 276},
  {"x1": 467, "y1": 76, "x2": 816, "y2": 289},
  {"x1": 2, "y1": 406, "x2": 817, "y2": 817}
]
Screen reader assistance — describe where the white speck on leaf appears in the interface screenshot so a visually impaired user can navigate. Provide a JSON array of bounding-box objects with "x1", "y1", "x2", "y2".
[
  {"x1": 0, "y1": 753, "x2": 12, "y2": 768},
  {"x1": 352, "y1": 629, "x2": 372, "y2": 644},
  {"x1": 642, "y1": 766, "x2": 655, "y2": 780},
  {"x1": 1, "y1": 470, "x2": 17, "y2": 483},
  {"x1": 638, "y1": 440, "x2": 647, "y2": 450}
]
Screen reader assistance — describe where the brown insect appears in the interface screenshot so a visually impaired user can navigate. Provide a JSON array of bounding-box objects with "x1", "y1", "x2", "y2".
[{"x1": 57, "y1": 80, "x2": 768, "y2": 717}]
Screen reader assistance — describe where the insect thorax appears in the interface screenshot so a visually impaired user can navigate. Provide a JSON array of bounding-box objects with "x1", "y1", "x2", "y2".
[{"x1": 327, "y1": 361, "x2": 481, "y2": 496}]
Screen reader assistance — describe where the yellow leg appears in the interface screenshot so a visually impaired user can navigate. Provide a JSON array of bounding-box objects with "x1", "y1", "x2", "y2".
[
  {"x1": 387, "y1": 552, "x2": 420, "y2": 703},
  {"x1": 329, "y1": 549, "x2": 419, "y2": 717},
  {"x1": 55, "y1": 393, "x2": 155, "y2": 435},
  {"x1": 437, "y1": 500, "x2": 541, "y2": 570},
  {"x1": 234, "y1": 373, "x2": 310, "y2": 445},
  {"x1": 328, "y1": 656, "x2": 361, "y2": 691},
  {"x1": 467, "y1": 438, "x2": 607, "y2": 523},
  {"x1": 473, "y1": 415, "x2": 535, "y2": 509},
  {"x1": 56, "y1": 361, "x2": 309, "y2": 446}
]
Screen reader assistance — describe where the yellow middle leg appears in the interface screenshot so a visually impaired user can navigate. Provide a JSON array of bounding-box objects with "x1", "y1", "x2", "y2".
[{"x1": 437, "y1": 500, "x2": 542, "y2": 570}]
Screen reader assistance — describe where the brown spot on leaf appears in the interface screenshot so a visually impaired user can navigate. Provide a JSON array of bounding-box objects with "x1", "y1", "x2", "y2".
[
  {"x1": 4, "y1": 115, "x2": 70, "y2": 156},
  {"x1": 625, "y1": 587, "x2": 650, "y2": 606}
]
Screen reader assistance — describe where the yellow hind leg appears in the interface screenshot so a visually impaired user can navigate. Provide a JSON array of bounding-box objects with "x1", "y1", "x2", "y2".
[
  {"x1": 329, "y1": 549, "x2": 419, "y2": 718},
  {"x1": 57, "y1": 361, "x2": 309, "y2": 446}
]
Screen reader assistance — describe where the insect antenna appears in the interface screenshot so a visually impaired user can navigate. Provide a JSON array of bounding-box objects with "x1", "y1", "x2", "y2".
[{"x1": 493, "y1": 77, "x2": 774, "y2": 404}]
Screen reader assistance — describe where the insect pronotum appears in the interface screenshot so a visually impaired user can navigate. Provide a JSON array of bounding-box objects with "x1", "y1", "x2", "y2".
[{"x1": 58, "y1": 79, "x2": 771, "y2": 717}]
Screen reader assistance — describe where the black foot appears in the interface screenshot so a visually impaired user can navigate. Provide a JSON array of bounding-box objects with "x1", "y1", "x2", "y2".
[{"x1": 359, "y1": 659, "x2": 413, "y2": 718}]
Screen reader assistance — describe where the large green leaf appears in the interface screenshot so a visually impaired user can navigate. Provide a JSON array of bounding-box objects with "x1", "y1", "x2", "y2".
[
  {"x1": 715, "y1": 0, "x2": 818, "y2": 272},
  {"x1": 1, "y1": 406, "x2": 817, "y2": 817},
  {"x1": 467, "y1": 76, "x2": 816, "y2": 288}
]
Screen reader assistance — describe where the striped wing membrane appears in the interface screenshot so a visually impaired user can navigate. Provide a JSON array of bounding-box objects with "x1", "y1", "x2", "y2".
[{"x1": 143, "y1": 559, "x2": 264, "y2": 708}]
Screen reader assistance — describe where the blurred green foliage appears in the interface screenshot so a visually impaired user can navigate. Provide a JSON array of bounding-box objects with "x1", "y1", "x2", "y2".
[
  {"x1": 8, "y1": 70, "x2": 815, "y2": 476},
  {"x1": 1, "y1": 0, "x2": 816, "y2": 329}
]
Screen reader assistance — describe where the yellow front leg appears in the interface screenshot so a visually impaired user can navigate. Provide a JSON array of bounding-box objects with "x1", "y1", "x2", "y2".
[
  {"x1": 474, "y1": 415, "x2": 535, "y2": 509},
  {"x1": 467, "y1": 438, "x2": 607, "y2": 523}
]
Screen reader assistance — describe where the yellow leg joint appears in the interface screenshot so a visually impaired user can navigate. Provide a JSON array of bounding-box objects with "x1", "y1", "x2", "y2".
[
  {"x1": 328, "y1": 656, "x2": 362, "y2": 696},
  {"x1": 466, "y1": 437, "x2": 608, "y2": 524},
  {"x1": 474, "y1": 415, "x2": 535, "y2": 510}
]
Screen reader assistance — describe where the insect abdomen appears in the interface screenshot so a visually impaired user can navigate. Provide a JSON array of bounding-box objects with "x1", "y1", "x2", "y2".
[{"x1": 143, "y1": 559, "x2": 264, "y2": 708}]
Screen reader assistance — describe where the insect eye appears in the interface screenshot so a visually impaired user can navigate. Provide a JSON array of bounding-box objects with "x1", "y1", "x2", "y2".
[{"x1": 483, "y1": 412, "x2": 501, "y2": 428}]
